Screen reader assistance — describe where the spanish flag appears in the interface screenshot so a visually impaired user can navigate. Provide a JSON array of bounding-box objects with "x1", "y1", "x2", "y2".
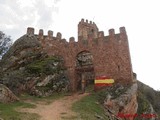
[{"x1": 94, "y1": 76, "x2": 114, "y2": 86}]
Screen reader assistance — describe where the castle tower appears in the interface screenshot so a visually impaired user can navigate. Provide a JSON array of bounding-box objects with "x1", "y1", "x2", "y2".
[{"x1": 78, "y1": 19, "x2": 99, "y2": 40}]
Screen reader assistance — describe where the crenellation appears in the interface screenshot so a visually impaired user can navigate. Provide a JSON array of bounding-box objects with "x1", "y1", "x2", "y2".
[
  {"x1": 27, "y1": 27, "x2": 34, "y2": 35},
  {"x1": 69, "y1": 37, "x2": 76, "y2": 48},
  {"x1": 119, "y1": 27, "x2": 126, "y2": 34},
  {"x1": 69, "y1": 37, "x2": 75, "y2": 43},
  {"x1": 119, "y1": 27, "x2": 127, "y2": 40},
  {"x1": 56, "y1": 32, "x2": 62, "y2": 40},
  {"x1": 81, "y1": 18, "x2": 84, "y2": 23},
  {"x1": 38, "y1": 29, "x2": 44, "y2": 39},
  {"x1": 39, "y1": 29, "x2": 43, "y2": 36},
  {"x1": 109, "y1": 29, "x2": 115, "y2": 36},
  {"x1": 48, "y1": 30, "x2": 53, "y2": 38},
  {"x1": 78, "y1": 19, "x2": 97, "y2": 28}
]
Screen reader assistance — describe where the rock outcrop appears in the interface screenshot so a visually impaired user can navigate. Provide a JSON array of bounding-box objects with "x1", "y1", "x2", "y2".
[
  {"x1": 30, "y1": 73, "x2": 70, "y2": 97},
  {"x1": 103, "y1": 82, "x2": 138, "y2": 120},
  {"x1": 0, "y1": 34, "x2": 70, "y2": 97},
  {"x1": 0, "y1": 84, "x2": 19, "y2": 103},
  {"x1": 103, "y1": 81, "x2": 159, "y2": 120}
]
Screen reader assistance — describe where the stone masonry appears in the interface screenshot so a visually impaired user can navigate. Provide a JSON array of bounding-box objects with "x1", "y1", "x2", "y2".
[{"x1": 26, "y1": 19, "x2": 133, "y2": 91}]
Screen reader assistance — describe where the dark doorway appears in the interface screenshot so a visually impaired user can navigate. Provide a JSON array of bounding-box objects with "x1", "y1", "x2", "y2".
[{"x1": 75, "y1": 51, "x2": 95, "y2": 91}]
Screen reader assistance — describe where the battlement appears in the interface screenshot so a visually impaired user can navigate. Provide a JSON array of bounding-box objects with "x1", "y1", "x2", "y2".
[
  {"x1": 26, "y1": 28, "x2": 63, "y2": 40},
  {"x1": 26, "y1": 26, "x2": 127, "y2": 44},
  {"x1": 79, "y1": 18, "x2": 96, "y2": 26},
  {"x1": 25, "y1": 19, "x2": 133, "y2": 91},
  {"x1": 48, "y1": 30, "x2": 53, "y2": 38},
  {"x1": 27, "y1": 27, "x2": 34, "y2": 35},
  {"x1": 26, "y1": 20, "x2": 127, "y2": 49},
  {"x1": 69, "y1": 37, "x2": 75, "y2": 43}
]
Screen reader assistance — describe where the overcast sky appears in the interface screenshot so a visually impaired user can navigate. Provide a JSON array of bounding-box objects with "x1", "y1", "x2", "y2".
[{"x1": 0, "y1": 0, "x2": 160, "y2": 90}]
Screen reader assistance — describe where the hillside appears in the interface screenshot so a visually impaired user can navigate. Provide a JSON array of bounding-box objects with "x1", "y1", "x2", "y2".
[{"x1": 137, "y1": 80, "x2": 160, "y2": 118}]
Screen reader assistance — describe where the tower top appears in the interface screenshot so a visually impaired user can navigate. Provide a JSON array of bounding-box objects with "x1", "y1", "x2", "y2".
[{"x1": 78, "y1": 18, "x2": 99, "y2": 39}]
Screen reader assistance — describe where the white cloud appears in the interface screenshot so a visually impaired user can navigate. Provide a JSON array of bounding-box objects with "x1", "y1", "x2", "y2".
[{"x1": 0, "y1": 0, "x2": 60, "y2": 40}]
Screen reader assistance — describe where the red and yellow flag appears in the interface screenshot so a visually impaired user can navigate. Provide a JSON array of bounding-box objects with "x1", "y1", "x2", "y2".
[{"x1": 94, "y1": 76, "x2": 114, "y2": 86}]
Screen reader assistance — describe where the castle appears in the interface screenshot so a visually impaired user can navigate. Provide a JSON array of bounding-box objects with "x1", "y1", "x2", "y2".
[{"x1": 26, "y1": 19, "x2": 133, "y2": 91}]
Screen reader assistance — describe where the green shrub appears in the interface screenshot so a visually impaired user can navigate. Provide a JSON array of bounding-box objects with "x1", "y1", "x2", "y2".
[
  {"x1": 138, "y1": 81, "x2": 160, "y2": 116},
  {"x1": 137, "y1": 91, "x2": 150, "y2": 114},
  {"x1": 26, "y1": 56, "x2": 62, "y2": 75}
]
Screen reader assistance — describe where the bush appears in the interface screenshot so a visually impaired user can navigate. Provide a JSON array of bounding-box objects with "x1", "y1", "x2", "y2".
[
  {"x1": 137, "y1": 91, "x2": 150, "y2": 114},
  {"x1": 26, "y1": 56, "x2": 63, "y2": 75},
  {"x1": 138, "y1": 81, "x2": 160, "y2": 115}
]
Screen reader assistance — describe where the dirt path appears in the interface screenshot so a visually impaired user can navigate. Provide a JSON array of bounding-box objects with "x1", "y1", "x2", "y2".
[{"x1": 20, "y1": 93, "x2": 89, "y2": 120}]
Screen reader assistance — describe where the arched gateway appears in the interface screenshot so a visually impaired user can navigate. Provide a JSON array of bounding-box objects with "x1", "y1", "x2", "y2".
[
  {"x1": 26, "y1": 19, "x2": 133, "y2": 91},
  {"x1": 75, "y1": 51, "x2": 95, "y2": 91}
]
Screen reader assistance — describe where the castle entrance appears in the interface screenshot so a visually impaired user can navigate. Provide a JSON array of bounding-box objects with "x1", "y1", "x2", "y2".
[{"x1": 75, "y1": 51, "x2": 95, "y2": 92}]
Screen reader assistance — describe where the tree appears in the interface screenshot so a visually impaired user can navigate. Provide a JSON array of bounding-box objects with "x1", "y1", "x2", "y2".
[{"x1": 0, "y1": 31, "x2": 12, "y2": 59}]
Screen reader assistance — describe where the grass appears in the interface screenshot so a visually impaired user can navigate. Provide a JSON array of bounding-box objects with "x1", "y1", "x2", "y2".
[
  {"x1": 61, "y1": 115, "x2": 78, "y2": 120},
  {"x1": 0, "y1": 92, "x2": 66, "y2": 120},
  {"x1": 71, "y1": 90, "x2": 108, "y2": 120},
  {"x1": 0, "y1": 85, "x2": 108, "y2": 120},
  {"x1": 0, "y1": 101, "x2": 39, "y2": 120},
  {"x1": 19, "y1": 92, "x2": 66, "y2": 104}
]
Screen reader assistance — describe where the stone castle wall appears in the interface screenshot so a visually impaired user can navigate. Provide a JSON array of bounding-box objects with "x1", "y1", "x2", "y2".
[{"x1": 26, "y1": 19, "x2": 133, "y2": 91}]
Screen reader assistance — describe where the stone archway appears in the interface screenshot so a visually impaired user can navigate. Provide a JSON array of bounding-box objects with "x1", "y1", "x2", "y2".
[{"x1": 75, "y1": 51, "x2": 95, "y2": 91}]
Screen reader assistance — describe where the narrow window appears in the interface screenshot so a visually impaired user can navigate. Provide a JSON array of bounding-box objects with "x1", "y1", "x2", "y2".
[
  {"x1": 118, "y1": 65, "x2": 120, "y2": 71},
  {"x1": 91, "y1": 29, "x2": 94, "y2": 33}
]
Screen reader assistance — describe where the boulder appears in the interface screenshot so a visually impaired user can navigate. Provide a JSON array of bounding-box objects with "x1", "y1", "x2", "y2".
[
  {"x1": 0, "y1": 84, "x2": 19, "y2": 103},
  {"x1": 31, "y1": 73, "x2": 70, "y2": 97}
]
